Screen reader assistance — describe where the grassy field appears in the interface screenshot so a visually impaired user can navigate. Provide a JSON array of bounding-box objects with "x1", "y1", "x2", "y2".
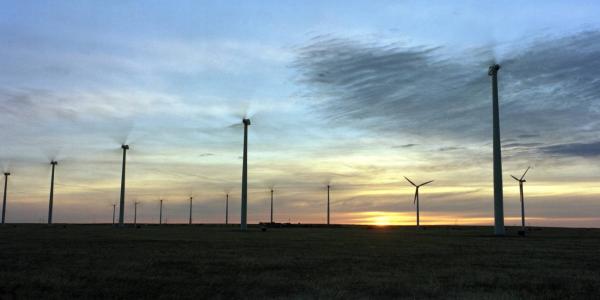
[{"x1": 0, "y1": 224, "x2": 599, "y2": 299}]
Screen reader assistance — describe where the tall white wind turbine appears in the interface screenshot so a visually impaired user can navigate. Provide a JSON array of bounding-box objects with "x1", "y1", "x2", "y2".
[{"x1": 489, "y1": 64, "x2": 505, "y2": 236}]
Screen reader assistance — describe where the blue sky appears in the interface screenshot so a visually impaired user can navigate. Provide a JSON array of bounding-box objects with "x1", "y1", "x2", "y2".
[{"x1": 1, "y1": 1, "x2": 600, "y2": 226}]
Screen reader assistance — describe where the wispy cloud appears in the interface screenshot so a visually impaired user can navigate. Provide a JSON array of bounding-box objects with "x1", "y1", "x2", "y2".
[
  {"x1": 391, "y1": 143, "x2": 418, "y2": 149},
  {"x1": 541, "y1": 141, "x2": 600, "y2": 157},
  {"x1": 293, "y1": 31, "x2": 600, "y2": 160}
]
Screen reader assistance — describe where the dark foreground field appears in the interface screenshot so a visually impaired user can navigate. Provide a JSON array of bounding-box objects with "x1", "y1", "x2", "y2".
[{"x1": 1, "y1": 225, "x2": 599, "y2": 299}]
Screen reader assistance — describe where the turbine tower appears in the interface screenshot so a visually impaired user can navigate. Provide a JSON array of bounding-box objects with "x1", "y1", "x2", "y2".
[
  {"x1": 327, "y1": 184, "x2": 331, "y2": 225},
  {"x1": 404, "y1": 177, "x2": 433, "y2": 228},
  {"x1": 188, "y1": 196, "x2": 193, "y2": 225},
  {"x1": 511, "y1": 166, "x2": 531, "y2": 236},
  {"x1": 2, "y1": 172, "x2": 10, "y2": 224},
  {"x1": 270, "y1": 188, "x2": 274, "y2": 223},
  {"x1": 159, "y1": 199, "x2": 163, "y2": 225},
  {"x1": 225, "y1": 193, "x2": 229, "y2": 225},
  {"x1": 241, "y1": 118, "x2": 251, "y2": 230},
  {"x1": 48, "y1": 161, "x2": 57, "y2": 224},
  {"x1": 118, "y1": 144, "x2": 129, "y2": 227},
  {"x1": 134, "y1": 201, "x2": 139, "y2": 225},
  {"x1": 112, "y1": 204, "x2": 116, "y2": 225},
  {"x1": 489, "y1": 64, "x2": 505, "y2": 236}
]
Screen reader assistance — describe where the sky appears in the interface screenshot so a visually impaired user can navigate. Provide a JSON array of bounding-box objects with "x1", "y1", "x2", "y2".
[{"x1": 1, "y1": 1, "x2": 600, "y2": 227}]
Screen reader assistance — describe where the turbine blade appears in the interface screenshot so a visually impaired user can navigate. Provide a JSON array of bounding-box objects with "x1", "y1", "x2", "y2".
[
  {"x1": 227, "y1": 122, "x2": 243, "y2": 129},
  {"x1": 247, "y1": 110, "x2": 261, "y2": 121},
  {"x1": 413, "y1": 191, "x2": 417, "y2": 205},
  {"x1": 232, "y1": 102, "x2": 250, "y2": 120},
  {"x1": 404, "y1": 176, "x2": 417, "y2": 187},
  {"x1": 510, "y1": 175, "x2": 520, "y2": 181},
  {"x1": 419, "y1": 180, "x2": 434, "y2": 187},
  {"x1": 520, "y1": 166, "x2": 531, "y2": 180}
]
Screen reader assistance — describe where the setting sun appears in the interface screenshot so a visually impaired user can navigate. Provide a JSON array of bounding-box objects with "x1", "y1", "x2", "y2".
[
  {"x1": 372, "y1": 215, "x2": 393, "y2": 226},
  {"x1": 349, "y1": 211, "x2": 414, "y2": 226}
]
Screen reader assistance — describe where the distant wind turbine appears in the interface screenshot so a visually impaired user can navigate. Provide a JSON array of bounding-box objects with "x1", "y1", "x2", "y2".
[
  {"x1": 327, "y1": 184, "x2": 331, "y2": 225},
  {"x1": 112, "y1": 204, "x2": 116, "y2": 225},
  {"x1": 225, "y1": 193, "x2": 229, "y2": 225},
  {"x1": 188, "y1": 196, "x2": 193, "y2": 225},
  {"x1": 47, "y1": 161, "x2": 57, "y2": 224},
  {"x1": 159, "y1": 199, "x2": 163, "y2": 225},
  {"x1": 269, "y1": 187, "x2": 274, "y2": 223},
  {"x1": 134, "y1": 201, "x2": 140, "y2": 225},
  {"x1": 404, "y1": 177, "x2": 433, "y2": 228},
  {"x1": 511, "y1": 166, "x2": 531, "y2": 236},
  {"x1": 2, "y1": 172, "x2": 10, "y2": 224},
  {"x1": 118, "y1": 144, "x2": 130, "y2": 227}
]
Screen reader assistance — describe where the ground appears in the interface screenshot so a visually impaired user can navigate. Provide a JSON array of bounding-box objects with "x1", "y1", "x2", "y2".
[{"x1": 0, "y1": 224, "x2": 599, "y2": 299}]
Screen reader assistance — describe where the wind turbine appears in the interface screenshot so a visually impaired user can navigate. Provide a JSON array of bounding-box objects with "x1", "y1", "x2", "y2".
[
  {"x1": 112, "y1": 204, "x2": 116, "y2": 225},
  {"x1": 47, "y1": 161, "x2": 57, "y2": 224},
  {"x1": 221, "y1": 103, "x2": 261, "y2": 230},
  {"x1": 511, "y1": 166, "x2": 531, "y2": 236},
  {"x1": 404, "y1": 177, "x2": 433, "y2": 228},
  {"x1": 327, "y1": 184, "x2": 331, "y2": 225},
  {"x1": 225, "y1": 193, "x2": 229, "y2": 225},
  {"x1": 489, "y1": 64, "x2": 505, "y2": 236},
  {"x1": 159, "y1": 199, "x2": 163, "y2": 225},
  {"x1": 134, "y1": 201, "x2": 140, "y2": 225},
  {"x1": 1, "y1": 172, "x2": 10, "y2": 224},
  {"x1": 269, "y1": 187, "x2": 274, "y2": 223},
  {"x1": 240, "y1": 118, "x2": 251, "y2": 230},
  {"x1": 188, "y1": 196, "x2": 193, "y2": 225},
  {"x1": 118, "y1": 144, "x2": 129, "y2": 227}
]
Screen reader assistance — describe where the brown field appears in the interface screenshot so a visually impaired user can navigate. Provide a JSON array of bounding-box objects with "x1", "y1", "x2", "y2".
[{"x1": 1, "y1": 224, "x2": 599, "y2": 299}]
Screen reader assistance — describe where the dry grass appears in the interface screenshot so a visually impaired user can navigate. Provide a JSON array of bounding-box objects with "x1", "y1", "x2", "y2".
[{"x1": 0, "y1": 224, "x2": 599, "y2": 299}]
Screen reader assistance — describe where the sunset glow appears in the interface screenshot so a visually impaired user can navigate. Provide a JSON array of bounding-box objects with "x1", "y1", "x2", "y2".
[{"x1": 1, "y1": 1, "x2": 600, "y2": 227}]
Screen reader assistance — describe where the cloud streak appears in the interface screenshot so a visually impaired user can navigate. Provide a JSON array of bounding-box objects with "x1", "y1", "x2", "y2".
[
  {"x1": 542, "y1": 141, "x2": 600, "y2": 157},
  {"x1": 293, "y1": 31, "x2": 600, "y2": 160}
]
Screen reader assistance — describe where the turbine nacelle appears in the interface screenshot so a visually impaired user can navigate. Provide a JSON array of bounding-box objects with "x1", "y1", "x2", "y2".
[
  {"x1": 511, "y1": 166, "x2": 531, "y2": 183},
  {"x1": 242, "y1": 118, "x2": 251, "y2": 126},
  {"x1": 50, "y1": 161, "x2": 58, "y2": 166},
  {"x1": 511, "y1": 176, "x2": 526, "y2": 183},
  {"x1": 3, "y1": 172, "x2": 10, "y2": 176},
  {"x1": 121, "y1": 144, "x2": 130, "y2": 150},
  {"x1": 488, "y1": 64, "x2": 500, "y2": 76}
]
